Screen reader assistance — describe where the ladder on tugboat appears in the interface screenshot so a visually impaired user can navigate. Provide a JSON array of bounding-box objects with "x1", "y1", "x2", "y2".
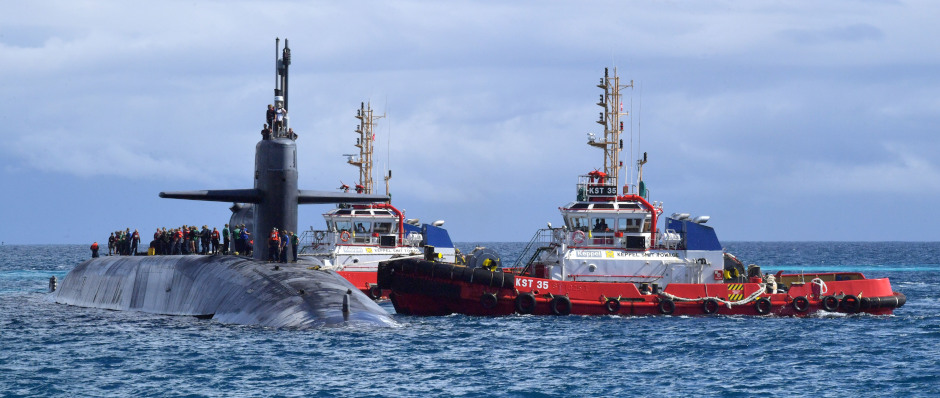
[{"x1": 513, "y1": 228, "x2": 556, "y2": 275}]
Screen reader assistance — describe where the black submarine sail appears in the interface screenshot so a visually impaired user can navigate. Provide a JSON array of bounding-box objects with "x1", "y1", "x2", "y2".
[{"x1": 52, "y1": 39, "x2": 395, "y2": 328}]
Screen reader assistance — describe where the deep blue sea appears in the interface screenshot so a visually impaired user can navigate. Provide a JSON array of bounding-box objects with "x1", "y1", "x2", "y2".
[{"x1": 2, "y1": 242, "x2": 938, "y2": 397}]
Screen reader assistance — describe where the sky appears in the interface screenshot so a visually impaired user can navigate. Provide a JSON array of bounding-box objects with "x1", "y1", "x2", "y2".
[{"x1": 2, "y1": 0, "x2": 939, "y2": 244}]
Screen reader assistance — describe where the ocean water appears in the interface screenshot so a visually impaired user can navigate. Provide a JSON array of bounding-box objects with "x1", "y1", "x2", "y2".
[{"x1": 1, "y1": 242, "x2": 938, "y2": 397}]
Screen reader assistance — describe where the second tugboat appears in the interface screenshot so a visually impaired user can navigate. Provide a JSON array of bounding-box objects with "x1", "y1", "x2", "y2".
[
  {"x1": 378, "y1": 67, "x2": 906, "y2": 317},
  {"x1": 299, "y1": 102, "x2": 459, "y2": 299}
]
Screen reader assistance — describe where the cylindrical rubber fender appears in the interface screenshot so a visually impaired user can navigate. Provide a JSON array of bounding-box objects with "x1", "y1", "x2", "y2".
[
  {"x1": 821, "y1": 295, "x2": 840, "y2": 312},
  {"x1": 368, "y1": 285, "x2": 383, "y2": 300},
  {"x1": 896, "y1": 292, "x2": 907, "y2": 308},
  {"x1": 791, "y1": 296, "x2": 810, "y2": 312},
  {"x1": 376, "y1": 262, "x2": 394, "y2": 288},
  {"x1": 515, "y1": 293, "x2": 537, "y2": 314},
  {"x1": 471, "y1": 267, "x2": 494, "y2": 287},
  {"x1": 550, "y1": 296, "x2": 572, "y2": 316},
  {"x1": 860, "y1": 297, "x2": 872, "y2": 310},
  {"x1": 400, "y1": 258, "x2": 417, "y2": 274},
  {"x1": 605, "y1": 298, "x2": 621, "y2": 314},
  {"x1": 497, "y1": 271, "x2": 516, "y2": 289},
  {"x1": 490, "y1": 270, "x2": 505, "y2": 288},
  {"x1": 453, "y1": 266, "x2": 473, "y2": 283},
  {"x1": 432, "y1": 263, "x2": 454, "y2": 279},
  {"x1": 702, "y1": 298, "x2": 720, "y2": 314},
  {"x1": 658, "y1": 299, "x2": 676, "y2": 315},
  {"x1": 754, "y1": 297, "x2": 772, "y2": 315},
  {"x1": 416, "y1": 260, "x2": 435, "y2": 275},
  {"x1": 840, "y1": 295, "x2": 861, "y2": 313},
  {"x1": 480, "y1": 292, "x2": 498, "y2": 309}
]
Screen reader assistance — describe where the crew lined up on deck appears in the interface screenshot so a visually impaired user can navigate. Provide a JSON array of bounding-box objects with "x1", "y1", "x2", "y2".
[
  {"x1": 107, "y1": 228, "x2": 140, "y2": 256},
  {"x1": 267, "y1": 227, "x2": 299, "y2": 263},
  {"x1": 99, "y1": 224, "x2": 298, "y2": 261}
]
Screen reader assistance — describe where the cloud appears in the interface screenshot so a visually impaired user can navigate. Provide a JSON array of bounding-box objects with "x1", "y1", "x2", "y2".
[
  {"x1": 3, "y1": 1, "x2": 940, "y2": 242},
  {"x1": 779, "y1": 23, "x2": 885, "y2": 45},
  {"x1": 7, "y1": 128, "x2": 204, "y2": 182},
  {"x1": 770, "y1": 143, "x2": 940, "y2": 195}
]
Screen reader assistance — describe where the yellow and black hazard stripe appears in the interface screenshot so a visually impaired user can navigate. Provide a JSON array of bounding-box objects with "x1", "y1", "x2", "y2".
[{"x1": 726, "y1": 283, "x2": 744, "y2": 301}]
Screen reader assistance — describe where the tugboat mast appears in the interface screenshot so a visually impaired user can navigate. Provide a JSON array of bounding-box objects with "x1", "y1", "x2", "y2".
[
  {"x1": 587, "y1": 67, "x2": 633, "y2": 191},
  {"x1": 347, "y1": 101, "x2": 385, "y2": 195}
]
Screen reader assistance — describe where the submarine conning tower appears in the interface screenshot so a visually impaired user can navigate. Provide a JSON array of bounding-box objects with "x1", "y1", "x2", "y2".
[{"x1": 159, "y1": 38, "x2": 387, "y2": 260}]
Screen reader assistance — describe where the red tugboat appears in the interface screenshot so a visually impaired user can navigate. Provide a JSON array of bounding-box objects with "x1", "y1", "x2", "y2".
[
  {"x1": 298, "y1": 102, "x2": 457, "y2": 299},
  {"x1": 377, "y1": 68, "x2": 906, "y2": 317}
]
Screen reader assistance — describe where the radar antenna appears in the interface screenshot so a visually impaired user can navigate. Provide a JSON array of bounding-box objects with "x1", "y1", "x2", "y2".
[
  {"x1": 587, "y1": 67, "x2": 633, "y2": 190},
  {"x1": 348, "y1": 101, "x2": 385, "y2": 196}
]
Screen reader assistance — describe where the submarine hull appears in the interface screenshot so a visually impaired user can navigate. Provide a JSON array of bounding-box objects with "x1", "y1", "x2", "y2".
[{"x1": 53, "y1": 255, "x2": 396, "y2": 328}]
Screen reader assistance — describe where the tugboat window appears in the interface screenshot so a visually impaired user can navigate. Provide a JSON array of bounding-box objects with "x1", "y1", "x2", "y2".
[
  {"x1": 335, "y1": 221, "x2": 352, "y2": 232},
  {"x1": 619, "y1": 218, "x2": 641, "y2": 233},
  {"x1": 355, "y1": 222, "x2": 371, "y2": 233},
  {"x1": 592, "y1": 218, "x2": 614, "y2": 232},
  {"x1": 568, "y1": 216, "x2": 589, "y2": 232},
  {"x1": 374, "y1": 222, "x2": 392, "y2": 234}
]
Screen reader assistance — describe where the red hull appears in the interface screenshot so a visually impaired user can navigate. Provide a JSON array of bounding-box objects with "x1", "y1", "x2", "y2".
[
  {"x1": 337, "y1": 270, "x2": 385, "y2": 299},
  {"x1": 379, "y1": 259, "x2": 905, "y2": 317}
]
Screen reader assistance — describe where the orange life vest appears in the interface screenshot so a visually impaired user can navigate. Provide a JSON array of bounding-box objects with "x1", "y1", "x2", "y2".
[{"x1": 270, "y1": 231, "x2": 279, "y2": 241}]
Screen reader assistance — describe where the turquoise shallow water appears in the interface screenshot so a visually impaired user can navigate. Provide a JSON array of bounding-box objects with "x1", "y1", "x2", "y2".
[{"x1": 1, "y1": 242, "x2": 938, "y2": 397}]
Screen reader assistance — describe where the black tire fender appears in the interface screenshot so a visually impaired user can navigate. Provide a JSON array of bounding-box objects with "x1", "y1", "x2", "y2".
[
  {"x1": 604, "y1": 298, "x2": 621, "y2": 314},
  {"x1": 367, "y1": 285, "x2": 382, "y2": 300},
  {"x1": 550, "y1": 296, "x2": 572, "y2": 316},
  {"x1": 702, "y1": 298, "x2": 720, "y2": 314},
  {"x1": 658, "y1": 299, "x2": 676, "y2": 315},
  {"x1": 480, "y1": 292, "x2": 498, "y2": 310},
  {"x1": 754, "y1": 297, "x2": 772, "y2": 315},
  {"x1": 821, "y1": 295, "x2": 840, "y2": 312},
  {"x1": 514, "y1": 293, "x2": 537, "y2": 314},
  {"x1": 841, "y1": 294, "x2": 862, "y2": 313},
  {"x1": 792, "y1": 296, "x2": 810, "y2": 312}
]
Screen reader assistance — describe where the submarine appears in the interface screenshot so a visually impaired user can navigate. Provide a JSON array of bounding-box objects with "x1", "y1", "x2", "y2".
[{"x1": 53, "y1": 39, "x2": 396, "y2": 328}]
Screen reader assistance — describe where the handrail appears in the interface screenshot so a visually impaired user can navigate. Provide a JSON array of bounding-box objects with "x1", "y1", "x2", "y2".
[{"x1": 513, "y1": 228, "x2": 555, "y2": 272}]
